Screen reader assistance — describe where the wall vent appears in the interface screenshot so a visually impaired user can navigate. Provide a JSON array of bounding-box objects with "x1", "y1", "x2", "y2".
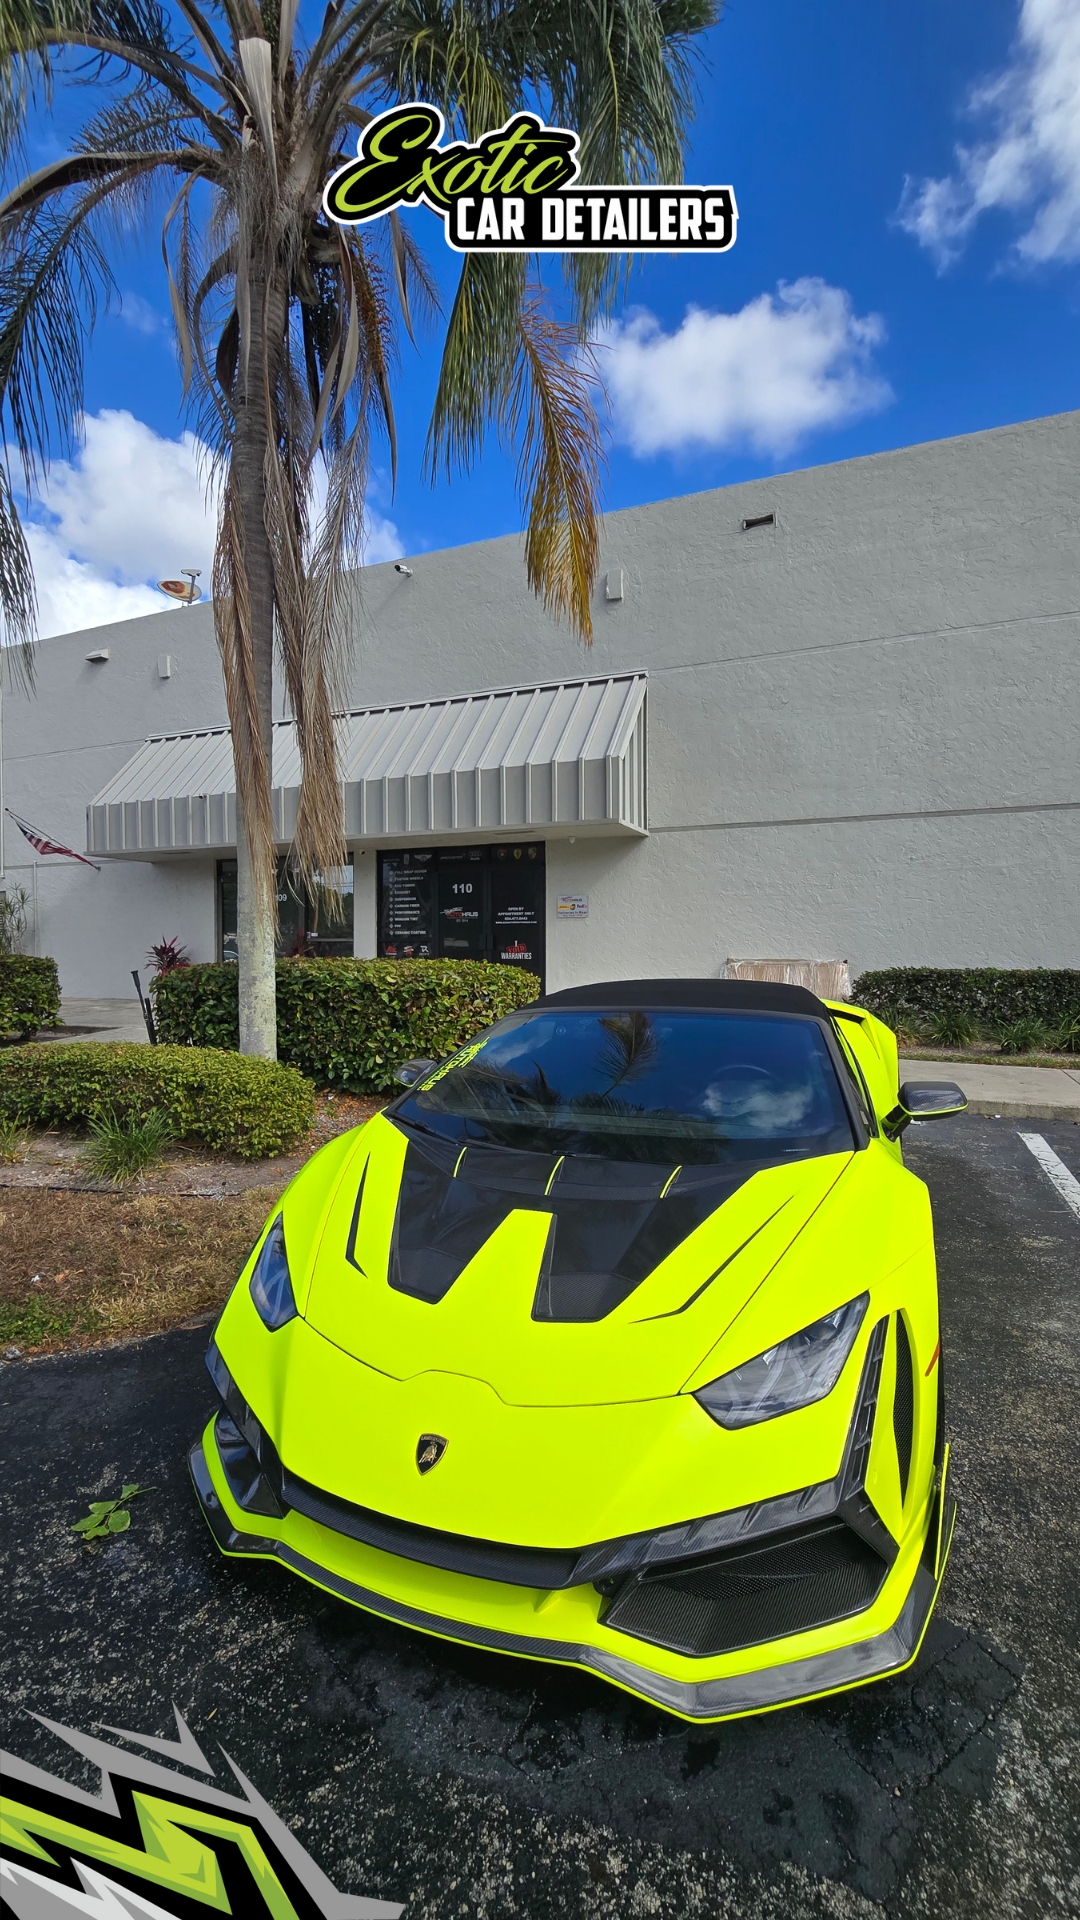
[{"x1": 741, "y1": 512, "x2": 775, "y2": 531}]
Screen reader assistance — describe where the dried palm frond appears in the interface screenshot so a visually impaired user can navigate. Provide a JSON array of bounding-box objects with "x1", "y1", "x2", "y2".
[{"x1": 512, "y1": 295, "x2": 602, "y2": 643}]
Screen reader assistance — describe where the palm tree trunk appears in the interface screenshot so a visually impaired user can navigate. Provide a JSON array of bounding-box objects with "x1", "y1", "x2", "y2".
[
  {"x1": 232, "y1": 274, "x2": 278, "y2": 1060},
  {"x1": 234, "y1": 789, "x2": 276, "y2": 1057}
]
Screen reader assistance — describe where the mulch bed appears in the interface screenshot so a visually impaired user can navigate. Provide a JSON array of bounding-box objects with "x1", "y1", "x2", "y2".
[
  {"x1": 0, "y1": 1092, "x2": 388, "y2": 1356},
  {"x1": 0, "y1": 1188, "x2": 281, "y2": 1355},
  {"x1": 0, "y1": 1091, "x2": 387, "y2": 1195}
]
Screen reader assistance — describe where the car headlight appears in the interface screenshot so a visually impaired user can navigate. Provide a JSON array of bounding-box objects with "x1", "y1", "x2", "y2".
[
  {"x1": 693, "y1": 1293, "x2": 869, "y2": 1428},
  {"x1": 249, "y1": 1218, "x2": 297, "y2": 1330}
]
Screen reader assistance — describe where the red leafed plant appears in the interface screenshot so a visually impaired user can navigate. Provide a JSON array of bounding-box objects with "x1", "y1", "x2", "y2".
[{"x1": 148, "y1": 937, "x2": 191, "y2": 975}]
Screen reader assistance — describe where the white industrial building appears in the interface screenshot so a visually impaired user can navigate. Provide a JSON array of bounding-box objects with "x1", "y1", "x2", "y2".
[{"x1": 2, "y1": 408, "x2": 1077, "y2": 1001}]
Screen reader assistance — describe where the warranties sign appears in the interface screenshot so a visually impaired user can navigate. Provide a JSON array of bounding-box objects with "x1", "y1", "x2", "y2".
[{"x1": 324, "y1": 106, "x2": 737, "y2": 254}]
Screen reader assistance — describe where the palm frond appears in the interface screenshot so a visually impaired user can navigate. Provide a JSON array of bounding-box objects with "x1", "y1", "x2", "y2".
[
  {"x1": 425, "y1": 250, "x2": 524, "y2": 479},
  {"x1": 0, "y1": 454, "x2": 37, "y2": 677},
  {"x1": 550, "y1": 0, "x2": 718, "y2": 324},
  {"x1": 236, "y1": 34, "x2": 276, "y2": 165},
  {"x1": 74, "y1": 73, "x2": 203, "y2": 153},
  {"x1": 0, "y1": 188, "x2": 114, "y2": 486},
  {"x1": 344, "y1": 232, "x2": 396, "y2": 474},
  {"x1": 510, "y1": 293, "x2": 602, "y2": 644},
  {"x1": 384, "y1": 206, "x2": 441, "y2": 343},
  {"x1": 597, "y1": 1011, "x2": 659, "y2": 1087}
]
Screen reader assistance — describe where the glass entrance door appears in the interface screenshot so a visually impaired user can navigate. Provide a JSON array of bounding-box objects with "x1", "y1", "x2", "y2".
[
  {"x1": 218, "y1": 857, "x2": 354, "y2": 960},
  {"x1": 378, "y1": 842, "x2": 545, "y2": 982},
  {"x1": 437, "y1": 847, "x2": 488, "y2": 960},
  {"x1": 490, "y1": 842, "x2": 544, "y2": 974}
]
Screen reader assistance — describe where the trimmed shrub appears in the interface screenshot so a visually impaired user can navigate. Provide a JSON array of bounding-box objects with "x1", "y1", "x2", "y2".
[
  {"x1": 0, "y1": 1043, "x2": 315, "y2": 1159},
  {"x1": 0, "y1": 955, "x2": 61, "y2": 1040},
  {"x1": 853, "y1": 968, "x2": 1079, "y2": 1034},
  {"x1": 152, "y1": 957, "x2": 541, "y2": 1092}
]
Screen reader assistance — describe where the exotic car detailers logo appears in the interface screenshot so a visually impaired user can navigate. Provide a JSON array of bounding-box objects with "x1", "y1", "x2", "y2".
[
  {"x1": 0, "y1": 1708, "x2": 402, "y2": 1920},
  {"x1": 324, "y1": 105, "x2": 737, "y2": 255}
]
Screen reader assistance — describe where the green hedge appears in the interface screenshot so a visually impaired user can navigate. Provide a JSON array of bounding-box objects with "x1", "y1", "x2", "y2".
[
  {"x1": 0, "y1": 1042, "x2": 315, "y2": 1159},
  {"x1": 852, "y1": 968, "x2": 1080, "y2": 1030},
  {"x1": 152, "y1": 957, "x2": 541, "y2": 1092},
  {"x1": 0, "y1": 955, "x2": 61, "y2": 1040}
]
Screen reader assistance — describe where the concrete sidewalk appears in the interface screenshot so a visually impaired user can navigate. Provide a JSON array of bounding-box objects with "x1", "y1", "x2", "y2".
[
  {"x1": 56, "y1": 996, "x2": 150, "y2": 1043},
  {"x1": 902, "y1": 1054, "x2": 1080, "y2": 1121}
]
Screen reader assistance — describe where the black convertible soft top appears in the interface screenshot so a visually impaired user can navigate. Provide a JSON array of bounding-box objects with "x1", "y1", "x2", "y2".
[{"x1": 534, "y1": 978, "x2": 829, "y2": 1018}]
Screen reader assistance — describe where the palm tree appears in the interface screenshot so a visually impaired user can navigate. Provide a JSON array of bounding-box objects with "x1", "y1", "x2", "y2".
[{"x1": 0, "y1": 0, "x2": 714, "y2": 1056}]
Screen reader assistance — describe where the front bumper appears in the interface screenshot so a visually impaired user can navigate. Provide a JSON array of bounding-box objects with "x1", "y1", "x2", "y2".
[{"x1": 189, "y1": 1415, "x2": 954, "y2": 1721}]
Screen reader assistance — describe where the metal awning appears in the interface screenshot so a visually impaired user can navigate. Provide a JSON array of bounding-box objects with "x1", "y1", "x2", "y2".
[{"x1": 87, "y1": 673, "x2": 648, "y2": 858}]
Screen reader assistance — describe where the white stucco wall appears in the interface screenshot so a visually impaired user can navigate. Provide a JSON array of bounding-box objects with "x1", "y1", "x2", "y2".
[
  {"x1": 2, "y1": 605, "x2": 228, "y2": 996},
  {"x1": 3, "y1": 409, "x2": 1077, "y2": 998}
]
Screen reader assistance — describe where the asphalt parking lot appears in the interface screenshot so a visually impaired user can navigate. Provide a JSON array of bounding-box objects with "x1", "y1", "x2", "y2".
[{"x1": 2, "y1": 1116, "x2": 1078, "y2": 1920}]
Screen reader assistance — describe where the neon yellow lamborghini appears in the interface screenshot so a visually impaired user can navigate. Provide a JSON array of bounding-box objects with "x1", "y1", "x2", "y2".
[{"x1": 191, "y1": 980, "x2": 966, "y2": 1721}]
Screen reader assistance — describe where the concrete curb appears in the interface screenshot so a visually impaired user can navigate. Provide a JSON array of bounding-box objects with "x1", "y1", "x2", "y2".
[
  {"x1": 902, "y1": 1056, "x2": 1080, "y2": 1124},
  {"x1": 960, "y1": 1098, "x2": 1080, "y2": 1122}
]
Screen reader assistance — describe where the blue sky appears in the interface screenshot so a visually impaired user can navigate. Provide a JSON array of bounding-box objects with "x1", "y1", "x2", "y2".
[{"x1": 10, "y1": 0, "x2": 1080, "y2": 634}]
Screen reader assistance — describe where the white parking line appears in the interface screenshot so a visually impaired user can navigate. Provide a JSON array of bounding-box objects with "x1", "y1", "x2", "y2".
[{"x1": 1018, "y1": 1133, "x2": 1080, "y2": 1222}]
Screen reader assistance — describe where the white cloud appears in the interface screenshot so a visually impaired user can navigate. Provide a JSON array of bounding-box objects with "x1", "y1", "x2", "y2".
[
  {"x1": 23, "y1": 523, "x2": 170, "y2": 637},
  {"x1": 896, "y1": 0, "x2": 1080, "y2": 268},
  {"x1": 21, "y1": 408, "x2": 406, "y2": 638},
  {"x1": 596, "y1": 279, "x2": 892, "y2": 461},
  {"x1": 362, "y1": 509, "x2": 404, "y2": 565},
  {"x1": 117, "y1": 291, "x2": 169, "y2": 336},
  {"x1": 26, "y1": 408, "x2": 219, "y2": 635},
  {"x1": 703, "y1": 1074, "x2": 814, "y2": 1135}
]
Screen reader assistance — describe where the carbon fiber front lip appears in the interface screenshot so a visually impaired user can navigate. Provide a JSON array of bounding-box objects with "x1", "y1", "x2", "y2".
[
  {"x1": 189, "y1": 1436, "x2": 277, "y2": 1555},
  {"x1": 188, "y1": 1438, "x2": 953, "y2": 1720}
]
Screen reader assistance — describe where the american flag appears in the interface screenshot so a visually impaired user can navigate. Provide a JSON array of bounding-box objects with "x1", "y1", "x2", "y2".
[{"x1": 5, "y1": 809, "x2": 100, "y2": 871}]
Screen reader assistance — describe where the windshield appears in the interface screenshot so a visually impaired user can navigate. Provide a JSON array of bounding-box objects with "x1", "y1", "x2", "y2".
[{"x1": 395, "y1": 1008, "x2": 856, "y2": 1166}]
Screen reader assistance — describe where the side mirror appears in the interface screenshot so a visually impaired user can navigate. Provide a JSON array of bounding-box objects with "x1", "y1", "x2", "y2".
[
  {"x1": 395, "y1": 1057, "x2": 438, "y2": 1088},
  {"x1": 883, "y1": 1080, "x2": 968, "y2": 1140}
]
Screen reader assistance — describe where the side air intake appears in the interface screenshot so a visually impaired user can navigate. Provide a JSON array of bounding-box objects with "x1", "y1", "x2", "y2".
[{"x1": 893, "y1": 1313, "x2": 915, "y2": 1504}]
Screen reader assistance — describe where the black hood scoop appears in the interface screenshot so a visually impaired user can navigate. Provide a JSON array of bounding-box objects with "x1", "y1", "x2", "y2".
[{"x1": 378, "y1": 1126, "x2": 757, "y2": 1321}]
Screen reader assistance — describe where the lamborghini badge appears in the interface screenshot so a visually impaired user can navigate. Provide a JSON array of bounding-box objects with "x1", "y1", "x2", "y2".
[{"x1": 416, "y1": 1434, "x2": 447, "y2": 1473}]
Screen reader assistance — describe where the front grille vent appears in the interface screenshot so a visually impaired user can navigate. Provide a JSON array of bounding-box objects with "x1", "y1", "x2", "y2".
[
  {"x1": 893, "y1": 1313, "x2": 915, "y2": 1503},
  {"x1": 601, "y1": 1520, "x2": 886, "y2": 1658}
]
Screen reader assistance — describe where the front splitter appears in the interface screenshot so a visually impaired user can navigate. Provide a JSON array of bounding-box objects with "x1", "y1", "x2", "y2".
[{"x1": 189, "y1": 1438, "x2": 955, "y2": 1722}]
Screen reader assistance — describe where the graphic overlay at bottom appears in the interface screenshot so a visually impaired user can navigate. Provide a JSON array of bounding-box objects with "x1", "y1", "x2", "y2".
[{"x1": 1, "y1": 1707, "x2": 402, "y2": 1919}]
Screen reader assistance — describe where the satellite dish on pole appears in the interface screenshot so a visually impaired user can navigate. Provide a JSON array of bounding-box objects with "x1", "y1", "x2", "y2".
[{"x1": 158, "y1": 568, "x2": 202, "y2": 606}]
